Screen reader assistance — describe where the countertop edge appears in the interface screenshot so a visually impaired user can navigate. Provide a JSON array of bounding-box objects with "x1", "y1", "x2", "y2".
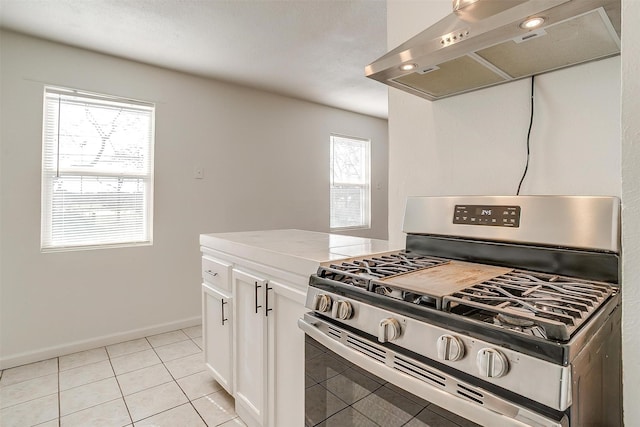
[{"x1": 199, "y1": 229, "x2": 401, "y2": 278}]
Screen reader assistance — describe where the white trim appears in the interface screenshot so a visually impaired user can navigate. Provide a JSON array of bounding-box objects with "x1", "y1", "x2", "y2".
[
  {"x1": 329, "y1": 134, "x2": 371, "y2": 229},
  {"x1": 41, "y1": 240, "x2": 152, "y2": 253},
  {"x1": 0, "y1": 316, "x2": 201, "y2": 370},
  {"x1": 40, "y1": 86, "x2": 155, "y2": 251},
  {"x1": 45, "y1": 86, "x2": 155, "y2": 109}
]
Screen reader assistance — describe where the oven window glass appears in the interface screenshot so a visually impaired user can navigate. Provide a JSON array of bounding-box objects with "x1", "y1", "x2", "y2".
[{"x1": 305, "y1": 336, "x2": 481, "y2": 427}]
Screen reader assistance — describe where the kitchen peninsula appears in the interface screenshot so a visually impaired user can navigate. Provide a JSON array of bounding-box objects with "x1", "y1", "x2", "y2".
[{"x1": 199, "y1": 229, "x2": 398, "y2": 427}]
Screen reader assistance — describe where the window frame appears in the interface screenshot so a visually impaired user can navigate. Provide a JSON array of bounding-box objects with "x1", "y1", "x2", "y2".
[
  {"x1": 40, "y1": 86, "x2": 155, "y2": 252},
  {"x1": 329, "y1": 134, "x2": 371, "y2": 231}
]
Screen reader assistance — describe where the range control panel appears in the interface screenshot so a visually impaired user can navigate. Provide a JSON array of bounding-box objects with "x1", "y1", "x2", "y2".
[{"x1": 453, "y1": 205, "x2": 521, "y2": 227}]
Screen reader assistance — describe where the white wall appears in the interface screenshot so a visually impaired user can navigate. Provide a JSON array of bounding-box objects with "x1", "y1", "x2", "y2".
[
  {"x1": 0, "y1": 30, "x2": 388, "y2": 368},
  {"x1": 621, "y1": 0, "x2": 640, "y2": 424},
  {"x1": 386, "y1": 1, "x2": 621, "y2": 246}
]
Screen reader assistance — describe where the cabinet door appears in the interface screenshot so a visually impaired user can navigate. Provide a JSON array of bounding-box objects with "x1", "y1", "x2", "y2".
[
  {"x1": 202, "y1": 283, "x2": 233, "y2": 394},
  {"x1": 233, "y1": 269, "x2": 268, "y2": 427},
  {"x1": 266, "y1": 280, "x2": 307, "y2": 427}
]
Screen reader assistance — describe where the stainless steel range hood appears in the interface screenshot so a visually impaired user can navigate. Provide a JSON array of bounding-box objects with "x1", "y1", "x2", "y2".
[{"x1": 365, "y1": 0, "x2": 621, "y2": 101}]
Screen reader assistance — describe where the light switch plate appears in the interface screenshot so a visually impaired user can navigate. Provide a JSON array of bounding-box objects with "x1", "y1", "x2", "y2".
[{"x1": 194, "y1": 167, "x2": 204, "y2": 179}]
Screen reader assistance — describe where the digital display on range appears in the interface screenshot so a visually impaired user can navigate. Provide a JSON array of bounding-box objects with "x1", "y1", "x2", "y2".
[
  {"x1": 453, "y1": 205, "x2": 521, "y2": 227},
  {"x1": 475, "y1": 208, "x2": 493, "y2": 216}
]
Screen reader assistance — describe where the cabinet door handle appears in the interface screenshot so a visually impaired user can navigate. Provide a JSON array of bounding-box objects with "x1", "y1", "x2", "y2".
[
  {"x1": 265, "y1": 285, "x2": 273, "y2": 317},
  {"x1": 221, "y1": 299, "x2": 228, "y2": 325},
  {"x1": 205, "y1": 270, "x2": 218, "y2": 277},
  {"x1": 254, "y1": 281, "x2": 262, "y2": 313}
]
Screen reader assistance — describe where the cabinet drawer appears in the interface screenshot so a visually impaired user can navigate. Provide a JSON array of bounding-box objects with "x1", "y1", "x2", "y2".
[{"x1": 202, "y1": 256, "x2": 232, "y2": 291}]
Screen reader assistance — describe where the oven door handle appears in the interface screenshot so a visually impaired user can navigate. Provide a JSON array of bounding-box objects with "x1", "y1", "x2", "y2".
[{"x1": 298, "y1": 315, "x2": 568, "y2": 427}]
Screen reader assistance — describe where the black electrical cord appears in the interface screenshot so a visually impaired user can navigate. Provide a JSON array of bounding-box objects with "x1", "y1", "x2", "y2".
[{"x1": 516, "y1": 76, "x2": 535, "y2": 195}]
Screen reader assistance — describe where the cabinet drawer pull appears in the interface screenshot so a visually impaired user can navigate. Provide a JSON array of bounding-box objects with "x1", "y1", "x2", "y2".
[
  {"x1": 254, "y1": 281, "x2": 262, "y2": 313},
  {"x1": 265, "y1": 285, "x2": 273, "y2": 317},
  {"x1": 221, "y1": 299, "x2": 228, "y2": 325},
  {"x1": 205, "y1": 270, "x2": 219, "y2": 277}
]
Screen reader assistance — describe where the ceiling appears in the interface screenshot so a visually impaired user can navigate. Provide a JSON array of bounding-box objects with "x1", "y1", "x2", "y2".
[{"x1": 0, "y1": 0, "x2": 389, "y2": 118}]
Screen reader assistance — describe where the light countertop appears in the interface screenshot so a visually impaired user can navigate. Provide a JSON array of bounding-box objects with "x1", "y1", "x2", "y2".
[{"x1": 200, "y1": 229, "x2": 401, "y2": 277}]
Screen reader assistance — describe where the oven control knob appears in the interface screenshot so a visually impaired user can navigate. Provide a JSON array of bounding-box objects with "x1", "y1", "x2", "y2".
[
  {"x1": 313, "y1": 294, "x2": 332, "y2": 313},
  {"x1": 332, "y1": 300, "x2": 353, "y2": 320},
  {"x1": 378, "y1": 318, "x2": 401, "y2": 343},
  {"x1": 477, "y1": 348, "x2": 509, "y2": 378},
  {"x1": 436, "y1": 334, "x2": 465, "y2": 361}
]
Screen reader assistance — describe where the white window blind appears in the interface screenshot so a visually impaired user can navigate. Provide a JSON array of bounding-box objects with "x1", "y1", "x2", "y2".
[
  {"x1": 330, "y1": 135, "x2": 370, "y2": 229},
  {"x1": 41, "y1": 88, "x2": 155, "y2": 251}
]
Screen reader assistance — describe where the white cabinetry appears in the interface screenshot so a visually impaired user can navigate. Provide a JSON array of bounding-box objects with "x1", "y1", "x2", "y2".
[
  {"x1": 202, "y1": 283, "x2": 233, "y2": 394},
  {"x1": 225, "y1": 267, "x2": 307, "y2": 427},
  {"x1": 201, "y1": 255, "x2": 234, "y2": 395},
  {"x1": 201, "y1": 230, "x2": 395, "y2": 427},
  {"x1": 267, "y1": 280, "x2": 306, "y2": 427},
  {"x1": 202, "y1": 255, "x2": 232, "y2": 292},
  {"x1": 202, "y1": 254, "x2": 307, "y2": 427},
  {"x1": 232, "y1": 269, "x2": 268, "y2": 427}
]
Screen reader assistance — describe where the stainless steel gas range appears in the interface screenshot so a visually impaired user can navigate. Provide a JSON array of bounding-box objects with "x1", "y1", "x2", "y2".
[{"x1": 299, "y1": 196, "x2": 621, "y2": 427}]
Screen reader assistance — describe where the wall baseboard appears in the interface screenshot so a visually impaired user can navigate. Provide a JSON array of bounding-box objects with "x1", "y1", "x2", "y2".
[{"x1": 0, "y1": 316, "x2": 202, "y2": 370}]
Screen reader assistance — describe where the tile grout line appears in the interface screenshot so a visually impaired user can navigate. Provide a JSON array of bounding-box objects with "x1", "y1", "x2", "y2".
[
  {"x1": 189, "y1": 400, "x2": 210, "y2": 427},
  {"x1": 132, "y1": 402, "x2": 199, "y2": 426},
  {"x1": 61, "y1": 335, "x2": 191, "y2": 425},
  {"x1": 57, "y1": 346, "x2": 140, "y2": 424},
  {"x1": 2, "y1": 327, "x2": 208, "y2": 427},
  {"x1": 175, "y1": 352, "x2": 210, "y2": 426},
  {"x1": 57, "y1": 356, "x2": 61, "y2": 427},
  {"x1": 0, "y1": 374, "x2": 59, "y2": 416},
  {"x1": 61, "y1": 397, "x2": 124, "y2": 425},
  {"x1": 166, "y1": 328, "x2": 209, "y2": 426},
  {"x1": 149, "y1": 333, "x2": 192, "y2": 415},
  {"x1": 57, "y1": 348, "x2": 124, "y2": 422},
  {"x1": 185, "y1": 333, "x2": 223, "y2": 427},
  {"x1": 108, "y1": 343, "x2": 135, "y2": 427},
  {"x1": 141, "y1": 329, "x2": 207, "y2": 426}
]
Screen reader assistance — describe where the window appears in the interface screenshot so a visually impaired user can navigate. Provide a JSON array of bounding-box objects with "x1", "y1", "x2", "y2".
[
  {"x1": 330, "y1": 135, "x2": 370, "y2": 229},
  {"x1": 41, "y1": 87, "x2": 155, "y2": 251}
]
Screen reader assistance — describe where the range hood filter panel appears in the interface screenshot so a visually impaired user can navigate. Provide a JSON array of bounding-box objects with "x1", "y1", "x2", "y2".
[
  {"x1": 393, "y1": 55, "x2": 506, "y2": 98},
  {"x1": 476, "y1": 9, "x2": 620, "y2": 79}
]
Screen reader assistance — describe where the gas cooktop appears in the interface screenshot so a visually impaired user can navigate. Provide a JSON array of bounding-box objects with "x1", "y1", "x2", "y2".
[{"x1": 315, "y1": 250, "x2": 617, "y2": 342}]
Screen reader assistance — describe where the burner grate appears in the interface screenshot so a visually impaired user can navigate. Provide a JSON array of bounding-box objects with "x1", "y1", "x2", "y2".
[
  {"x1": 442, "y1": 270, "x2": 615, "y2": 341},
  {"x1": 317, "y1": 252, "x2": 447, "y2": 290}
]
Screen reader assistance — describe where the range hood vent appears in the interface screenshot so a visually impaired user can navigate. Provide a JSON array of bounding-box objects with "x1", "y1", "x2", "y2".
[{"x1": 366, "y1": 0, "x2": 620, "y2": 101}]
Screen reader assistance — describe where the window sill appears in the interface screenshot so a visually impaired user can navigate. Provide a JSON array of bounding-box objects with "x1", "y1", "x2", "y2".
[
  {"x1": 41, "y1": 241, "x2": 152, "y2": 253},
  {"x1": 330, "y1": 225, "x2": 371, "y2": 232}
]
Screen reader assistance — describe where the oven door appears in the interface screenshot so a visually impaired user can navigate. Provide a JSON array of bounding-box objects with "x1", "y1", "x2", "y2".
[{"x1": 299, "y1": 313, "x2": 568, "y2": 427}]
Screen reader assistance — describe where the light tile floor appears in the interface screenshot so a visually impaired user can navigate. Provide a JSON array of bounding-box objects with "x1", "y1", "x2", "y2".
[{"x1": 0, "y1": 325, "x2": 246, "y2": 427}]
